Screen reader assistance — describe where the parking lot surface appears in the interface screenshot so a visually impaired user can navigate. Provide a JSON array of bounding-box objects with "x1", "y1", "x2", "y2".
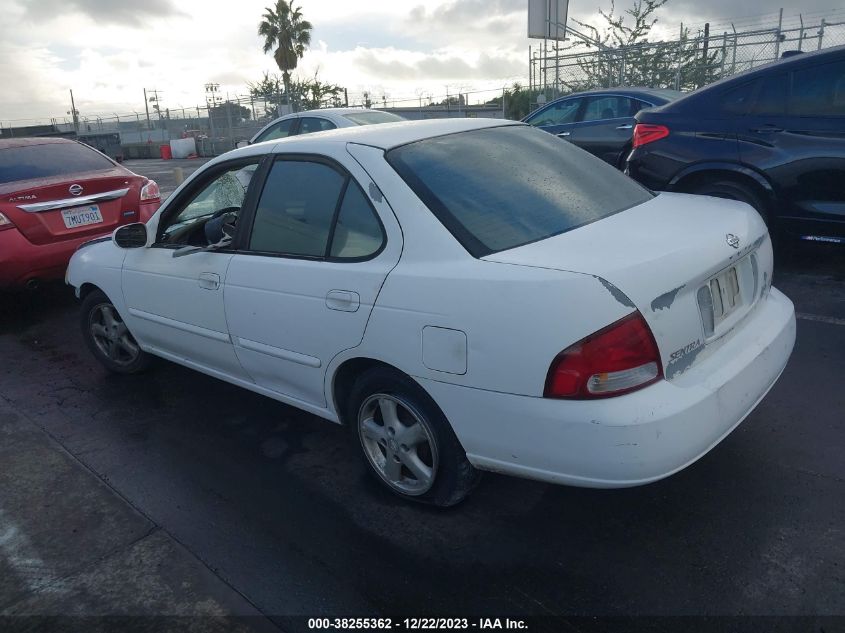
[
  {"x1": 123, "y1": 158, "x2": 209, "y2": 200},
  {"x1": 0, "y1": 157, "x2": 843, "y2": 628}
]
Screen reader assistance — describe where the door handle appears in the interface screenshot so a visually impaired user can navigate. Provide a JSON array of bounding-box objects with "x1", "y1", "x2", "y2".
[
  {"x1": 198, "y1": 272, "x2": 220, "y2": 290},
  {"x1": 750, "y1": 126, "x2": 784, "y2": 134},
  {"x1": 326, "y1": 290, "x2": 360, "y2": 312},
  {"x1": 557, "y1": 131, "x2": 571, "y2": 137},
  {"x1": 616, "y1": 124, "x2": 633, "y2": 130}
]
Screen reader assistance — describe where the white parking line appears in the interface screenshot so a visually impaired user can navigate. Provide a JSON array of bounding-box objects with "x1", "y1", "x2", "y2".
[
  {"x1": 0, "y1": 508, "x2": 65, "y2": 595},
  {"x1": 796, "y1": 312, "x2": 845, "y2": 327}
]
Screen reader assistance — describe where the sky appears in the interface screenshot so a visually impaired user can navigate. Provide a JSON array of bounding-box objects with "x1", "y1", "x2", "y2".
[{"x1": 0, "y1": 0, "x2": 841, "y2": 125}]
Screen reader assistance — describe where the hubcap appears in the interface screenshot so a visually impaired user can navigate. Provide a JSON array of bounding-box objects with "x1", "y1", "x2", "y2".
[
  {"x1": 89, "y1": 303, "x2": 140, "y2": 366},
  {"x1": 358, "y1": 393, "x2": 438, "y2": 496}
]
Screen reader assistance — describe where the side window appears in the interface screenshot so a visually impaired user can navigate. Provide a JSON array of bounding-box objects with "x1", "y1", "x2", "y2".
[
  {"x1": 160, "y1": 163, "x2": 259, "y2": 244},
  {"x1": 255, "y1": 118, "x2": 295, "y2": 143},
  {"x1": 719, "y1": 80, "x2": 759, "y2": 115},
  {"x1": 582, "y1": 96, "x2": 632, "y2": 122},
  {"x1": 630, "y1": 99, "x2": 650, "y2": 117},
  {"x1": 790, "y1": 60, "x2": 845, "y2": 117},
  {"x1": 526, "y1": 99, "x2": 581, "y2": 126},
  {"x1": 248, "y1": 160, "x2": 345, "y2": 256},
  {"x1": 330, "y1": 181, "x2": 385, "y2": 259},
  {"x1": 750, "y1": 73, "x2": 788, "y2": 116},
  {"x1": 298, "y1": 117, "x2": 338, "y2": 135}
]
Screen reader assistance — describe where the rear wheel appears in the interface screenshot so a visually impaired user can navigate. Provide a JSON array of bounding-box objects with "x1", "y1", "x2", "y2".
[
  {"x1": 347, "y1": 368, "x2": 480, "y2": 507},
  {"x1": 80, "y1": 290, "x2": 151, "y2": 374}
]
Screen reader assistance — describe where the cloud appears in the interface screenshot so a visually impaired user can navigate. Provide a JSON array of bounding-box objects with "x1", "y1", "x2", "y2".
[
  {"x1": 404, "y1": 0, "x2": 526, "y2": 49},
  {"x1": 22, "y1": 0, "x2": 186, "y2": 26},
  {"x1": 355, "y1": 48, "x2": 524, "y2": 81}
]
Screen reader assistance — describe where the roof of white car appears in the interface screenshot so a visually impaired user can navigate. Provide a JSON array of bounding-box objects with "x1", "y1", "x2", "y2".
[{"x1": 264, "y1": 118, "x2": 521, "y2": 152}]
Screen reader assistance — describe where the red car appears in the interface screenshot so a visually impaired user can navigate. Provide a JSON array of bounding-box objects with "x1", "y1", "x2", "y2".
[{"x1": 0, "y1": 137, "x2": 160, "y2": 289}]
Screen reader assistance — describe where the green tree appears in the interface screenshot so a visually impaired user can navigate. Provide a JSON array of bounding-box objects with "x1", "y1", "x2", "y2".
[
  {"x1": 258, "y1": 0, "x2": 313, "y2": 112},
  {"x1": 208, "y1": 102, "x2": 251, "y2": 128},
  {"x1": 489, "y1": 83, "x2": 544, "y2": 120},
  {"x1": 249, "y1": 70, "x2": 345, "y2": 116},
  {"x1": 248, "y1": 71, "x2": 286, "y2": 118},
  {"x1": 291, "y1": 71, "x2": 344, "y2": 110},
  {"x1": 563, "y1": 0, "x2": 722, "y2": 91}
]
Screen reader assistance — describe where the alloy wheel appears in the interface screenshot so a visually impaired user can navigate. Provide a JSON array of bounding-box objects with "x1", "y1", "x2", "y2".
[
  {"x1": 358, "y1": 393, "x2": 438, "y2": 496},
  {"x1": 89, "y1": 303, "x2": 141, "y2": 367}
]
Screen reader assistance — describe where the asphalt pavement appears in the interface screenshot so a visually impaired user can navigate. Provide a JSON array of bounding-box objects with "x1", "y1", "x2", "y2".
[
  {"x1": 123, "y1": 158, "x2": 210, "y2": 200},
  {"x1": 0, "y1": 167, "x2": 843, "y2": 630}
]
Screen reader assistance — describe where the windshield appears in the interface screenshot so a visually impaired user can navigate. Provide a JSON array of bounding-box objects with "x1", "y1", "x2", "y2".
[
  {"x1": 386, "y1": 125, "x2": 653, "y2": 257},
  {"x1": 343, "y1": 111, "x2": 405, "y2": 126}
]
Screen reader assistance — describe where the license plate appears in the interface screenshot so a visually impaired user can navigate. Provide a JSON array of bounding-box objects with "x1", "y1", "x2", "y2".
[
  {"x1": 61, "y1": 205, "x2": 103, "y2": 229},
  {"x1": 709, "y1": 265, "x2": 741, "y2": 324}
]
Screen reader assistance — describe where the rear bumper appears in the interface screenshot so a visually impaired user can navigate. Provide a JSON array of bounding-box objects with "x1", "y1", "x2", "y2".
[
  {"x1": 625, "y1": 148, "x2": 676, "y2": 190},
  {"x1": 420, "y1": 287, "x2": 796, "y2": 488},
  {"x1": 0, "y1": 227, "x2": 112, "y2": 289}
]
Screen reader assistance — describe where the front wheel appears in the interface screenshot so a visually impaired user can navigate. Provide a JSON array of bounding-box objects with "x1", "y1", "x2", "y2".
[
  {"x1": 347, "y1": 368, "x2": 480, "y2": 507},
  {"x1": 80, "y1": 290, "x2": 151, "y2": 374}
]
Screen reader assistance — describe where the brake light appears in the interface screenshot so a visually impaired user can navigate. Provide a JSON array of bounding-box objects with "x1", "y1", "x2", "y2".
[
  {"x1": 632, "y1": 124, "x2": 670, "y2": 148},
  {"x1": 0, "y1": 212, "x2": 14, "y2": 232},
  {"x1": 140, "y1": 179, "x2": 160, "y2": 201},
  {"x1": 544, "y1": 311, "x2": 663, "y2": 399}
]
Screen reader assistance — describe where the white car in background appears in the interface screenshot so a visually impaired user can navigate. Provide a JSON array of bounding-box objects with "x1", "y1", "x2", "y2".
[
  {"x1": 243, "y1": 107, "x2": 405, "y2": 146},
  {"x1": 67, "y1": 119, "x2": 796, "y2": 506}
]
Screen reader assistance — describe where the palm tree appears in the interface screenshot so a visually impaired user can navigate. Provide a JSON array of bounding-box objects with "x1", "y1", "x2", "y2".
[{"x1": 258, "y1": 0, "x2": 312, "y2": 112}]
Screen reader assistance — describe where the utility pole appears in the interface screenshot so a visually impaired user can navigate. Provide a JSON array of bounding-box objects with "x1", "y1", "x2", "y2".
[
  {"x1": 774, "y1": 8, "x2": 783, "y2": 59},
  {"x1": 143, "y1": 88, "x2": 151, "y2": 130},
  {"x1": 68, "y1": 89, "x2": 80, "y2": 133}
]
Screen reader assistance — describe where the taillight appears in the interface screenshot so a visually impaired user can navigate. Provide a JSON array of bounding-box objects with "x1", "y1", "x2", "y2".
[
  {"x1": 632, "y1": 123, "x2": 669, "y2": 148},
  {"x1": 0, "y1": 212, "x2": 15, "y2": 232},
  {"x1": 140, "y1": 179, "x2": 160, "y2": 201},
  {"x1": 544, "y1": 311, "x2": 663, "y2": 399}
]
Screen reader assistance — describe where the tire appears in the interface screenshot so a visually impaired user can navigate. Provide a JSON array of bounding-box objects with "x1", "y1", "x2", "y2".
[
  {"x1": 346, "y1": 368, "x2": 481, "y2": 507},
  {"x1": 690, "y1": 179, "x2": 768, "y2": 223},
  {"x1": 80, "y1": 290, "x2": 151, "y2": 374}
]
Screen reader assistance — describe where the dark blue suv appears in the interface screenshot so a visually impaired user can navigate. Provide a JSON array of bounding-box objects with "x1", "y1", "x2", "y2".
[{"x1": 627, "y1": 45, "x2": 845, "y2": 243}]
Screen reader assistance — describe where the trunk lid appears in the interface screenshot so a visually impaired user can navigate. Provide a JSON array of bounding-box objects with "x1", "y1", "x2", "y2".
[
  {"x1": 483, "y1": 192, "x2": 772, "y2": 380},
  {"x1": 0, "y1": 170, "x2": 143, "y2": 245}
]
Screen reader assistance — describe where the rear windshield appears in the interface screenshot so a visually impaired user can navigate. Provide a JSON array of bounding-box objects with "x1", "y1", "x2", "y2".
[
  {"x1": 386, "y1": 125, "x2": 653, "y2": 257},
  {"x1": 0, "y1": 142, "x2": 115, "y2": 184},
  {"x1": 343, "y1": 111, "x2": 405, "y2": 126}
]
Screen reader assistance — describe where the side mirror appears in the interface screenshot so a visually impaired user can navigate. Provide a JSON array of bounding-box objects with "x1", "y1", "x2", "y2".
[
  {"x1": 236, "y1": 140, "x2": 250, "y2": 149},
  {"x1": 113, "y1": 223, "x2": 147, "y2": 249}
]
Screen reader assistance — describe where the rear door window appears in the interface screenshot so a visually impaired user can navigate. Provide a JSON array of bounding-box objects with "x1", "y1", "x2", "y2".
[
  {"x1": 298, "y1": 118, "x2": 338, "y2": 135},
  {"x1": 581, "y1": 96, "x2": 637, "y2": 121},
  {"x1": 719, "y1": 81, "x2": 758, "y2": 115},
  {"x1": 248, "y1": 160, "x2": 345, "y2": 256},
  {"x1": 387, "y1": 125, "x2": 653, "y2": 257},
  {"x1": 0, "y1": 142, "x2": 114, "y2": 184},
  {"x1": 749, "y1": 73, "x2": 788, "y2": 116},
  {"x1": 790, "y1": 60, "x2": 845, "y2": 117}
]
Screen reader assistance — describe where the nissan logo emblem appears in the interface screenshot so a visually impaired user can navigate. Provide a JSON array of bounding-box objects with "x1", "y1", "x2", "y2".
[
  {"x1": 726, "y1": 233, "x2": 741, "y2": 249},
  {"x1": 69, "y1": 184, "x2": 83, "y2": 196}
]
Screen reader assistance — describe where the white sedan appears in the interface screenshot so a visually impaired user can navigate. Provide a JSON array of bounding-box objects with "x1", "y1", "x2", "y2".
[
  {"x1": 67, "y1": 119, "x2": 796, "y2": 506},
  {"x1": 245, "y1": 107, "x2": 404, "y2": 146}
]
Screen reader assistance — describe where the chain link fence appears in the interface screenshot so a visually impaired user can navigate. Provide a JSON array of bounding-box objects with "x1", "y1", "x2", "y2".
[
  {"x1": 0, "y1": 87, "x2": 510, "y2": 159},
  {"x1": 529, "y1": 10, "x2": 845, "y2": 105}
]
